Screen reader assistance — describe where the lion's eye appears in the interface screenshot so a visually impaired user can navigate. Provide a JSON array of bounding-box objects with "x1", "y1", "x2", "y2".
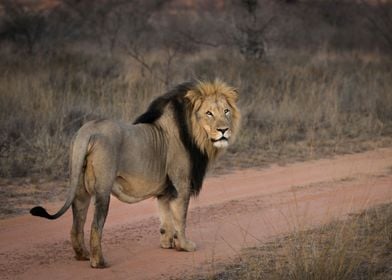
[
  {"x1": 224, "y1": 109, "x2": 230, "y2": 115},
  {"x1": 206, "y1": 111, "x2": 213, "y2": 117}
]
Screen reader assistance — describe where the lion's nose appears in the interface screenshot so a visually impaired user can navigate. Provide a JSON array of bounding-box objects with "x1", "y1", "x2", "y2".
[{"x1": 217, "y1": 128, "x2": 229, "y2": 134}]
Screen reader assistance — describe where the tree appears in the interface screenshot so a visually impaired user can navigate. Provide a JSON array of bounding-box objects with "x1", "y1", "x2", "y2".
[
  {"x1": 229, "y1": 0, "x2": 275, "y2": 60},
  {"x1": 361, "y1": 0, "x2": 392, "y2": 54},
  {"x1": 0, "y1": 0, "x2": 48, "y2": 54}
]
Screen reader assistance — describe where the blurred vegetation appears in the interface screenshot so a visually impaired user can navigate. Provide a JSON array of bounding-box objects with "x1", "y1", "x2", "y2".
[{"x1": 0, "y1": 0, "x2": 392, "y2": 179}]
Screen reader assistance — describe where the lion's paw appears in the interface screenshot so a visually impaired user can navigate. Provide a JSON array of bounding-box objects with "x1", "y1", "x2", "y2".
[
  {"x1": 75, "y1": 253, "x2": 90, "y2": 261},
  {"x1": 175, "y1": 239, "x2": 196, "y2": 252},
  {"x1": 90, "y1": 258, "x2": 107, "y2": 269},
  {"x1": 74, "y1": 249, "x2": 90, "y2": 261},
  {"x1": 160, "y1": 237, "x2": 175, "y2": 249},
  {"x1": 159, "y1": 228, "x2": 175, "y2": 249}
]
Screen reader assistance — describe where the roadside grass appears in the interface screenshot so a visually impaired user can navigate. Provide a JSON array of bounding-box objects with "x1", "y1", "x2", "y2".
[
  {"x1": 183, "y1": 203, "x2": 392, "y2": 280},
  {"x1": 1, "y1": 50, "x2": 391, "y2": 179},
  {"x1": 0, "y1": 49, "x2": 392, "y2": 218}
]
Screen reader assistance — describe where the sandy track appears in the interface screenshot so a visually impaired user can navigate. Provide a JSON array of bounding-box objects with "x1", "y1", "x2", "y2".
[{"x1": 1, "y1": 148, "x2": 392, "y2": 280}]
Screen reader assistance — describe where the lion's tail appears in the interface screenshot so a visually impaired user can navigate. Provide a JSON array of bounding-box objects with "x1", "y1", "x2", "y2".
[{"x1": 30, "y1": 129, "x2": 92, "y2": 220}]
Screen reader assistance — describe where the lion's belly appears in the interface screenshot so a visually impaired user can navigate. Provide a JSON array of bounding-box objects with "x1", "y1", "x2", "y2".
[{"x1": 111, "y1": 174, "x2": 165, "y2": 203}]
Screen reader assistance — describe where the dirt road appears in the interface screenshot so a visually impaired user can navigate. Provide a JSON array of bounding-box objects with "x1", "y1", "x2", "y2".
[{"x1": 1, "y1": 148, "x2": 392, "y2": 280}]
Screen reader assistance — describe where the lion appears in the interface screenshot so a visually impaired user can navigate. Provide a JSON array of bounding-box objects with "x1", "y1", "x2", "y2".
[{"x1": 30, "y1": 80, "x2": 240, "y2": 268}]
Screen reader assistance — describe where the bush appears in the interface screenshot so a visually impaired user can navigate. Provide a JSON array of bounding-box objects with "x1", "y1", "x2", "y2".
[{"x1": 0, "y1": 49, "x2": 391, "y2": 178}]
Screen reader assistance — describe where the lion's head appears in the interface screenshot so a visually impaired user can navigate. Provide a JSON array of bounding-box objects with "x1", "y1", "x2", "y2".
[{"x1": 185, "y1": 80, "x2": 241, "y2": 159}]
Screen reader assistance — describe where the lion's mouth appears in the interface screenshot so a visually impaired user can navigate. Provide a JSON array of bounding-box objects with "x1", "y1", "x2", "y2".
[
  {"x1": 212, "y1": 137, "x2": 229, "y2": 148},
  {"x1": 212, "y1": 136, "x2": 228, "y2": 143}
]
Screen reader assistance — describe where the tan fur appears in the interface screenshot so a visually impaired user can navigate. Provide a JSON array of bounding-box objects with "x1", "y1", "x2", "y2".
[
  {"x1": 31, "y1": 80, "x2": 240, "y2": 268},
  {"x1": 186, "y1": 80, "x2": 241, "y2": 160}
]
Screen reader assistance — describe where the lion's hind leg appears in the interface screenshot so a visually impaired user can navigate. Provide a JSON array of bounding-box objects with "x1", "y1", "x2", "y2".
[
  {"x1": 86, "y1": 134, "x2": 117, "y2": 268},
  {"x1": 90, "y1": 191, "x2": 110, "y2": 268},
  {"x1": 71, "y1": 183, "x2": 91, "y2": 261}
]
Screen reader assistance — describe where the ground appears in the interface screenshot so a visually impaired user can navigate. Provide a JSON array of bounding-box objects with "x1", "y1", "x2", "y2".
[{"x1": 0, "y1": 148, "x2": 391, "y2": 279}]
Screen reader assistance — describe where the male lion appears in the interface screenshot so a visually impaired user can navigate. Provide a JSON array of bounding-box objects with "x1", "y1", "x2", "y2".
[{"x1": 30, "y1": 80, "x2": 240, "y2": 268}]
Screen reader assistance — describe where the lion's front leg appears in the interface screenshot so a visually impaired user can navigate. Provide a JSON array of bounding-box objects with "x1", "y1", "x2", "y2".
[
  {"x1": 157, "y1": 197, "x2": 176, "y2": 249},
  {"x1": 169, "y1": 194, "x2": 196, "y2": 252}
]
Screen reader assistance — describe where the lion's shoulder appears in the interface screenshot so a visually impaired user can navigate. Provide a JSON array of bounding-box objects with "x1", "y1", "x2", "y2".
[{"x1": 131, "y1": 80, "x2": 240, "y2": 197}]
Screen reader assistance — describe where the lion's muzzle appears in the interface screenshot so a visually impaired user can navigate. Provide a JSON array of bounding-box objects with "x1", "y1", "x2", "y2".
[{"x1": 212, "y1": 127, "x2": 231, "y2": 148}]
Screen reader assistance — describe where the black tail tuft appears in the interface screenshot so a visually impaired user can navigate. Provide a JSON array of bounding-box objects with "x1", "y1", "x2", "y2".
[{"x1": 30, "y1": 206, "x2": 55, "y2": 220}]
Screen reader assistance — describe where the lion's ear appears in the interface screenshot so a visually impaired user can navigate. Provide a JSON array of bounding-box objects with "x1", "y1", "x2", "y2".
[{"x1": 227, "y1": 88, "x2": 239, "y2": 102}]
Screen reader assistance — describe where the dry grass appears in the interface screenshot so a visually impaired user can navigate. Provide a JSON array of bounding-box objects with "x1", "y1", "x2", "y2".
[
  {"x1": 0, "y1": 53, "x2": 164, "y2": 178},
  {"x1": 0, "y1": 48, "x2": 391, "y2": 218},
  {"x1": 1, "y1": 50, "x2": 391, "y2": 179},
  {"x1": 184, "y1": 203, "x2": 392, "y2": 280}
]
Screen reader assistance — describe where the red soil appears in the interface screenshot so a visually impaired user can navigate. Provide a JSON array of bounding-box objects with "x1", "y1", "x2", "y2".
[{"x1": 1, "y1": 148, "x2": 391, "y2": 279}]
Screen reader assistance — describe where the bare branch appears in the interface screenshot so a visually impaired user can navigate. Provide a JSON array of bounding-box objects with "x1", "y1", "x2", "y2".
[{"x1": 175, "y1": 30, "x2": 222, "y2": 48}]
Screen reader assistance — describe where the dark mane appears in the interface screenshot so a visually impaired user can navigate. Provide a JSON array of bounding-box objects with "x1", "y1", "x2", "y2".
[
  {"x1": 133, "y1": 81, "x2": 208, "y2": 197},
  {"x1": 133, "y1": 82, "x2": 194, "y2": 125}
]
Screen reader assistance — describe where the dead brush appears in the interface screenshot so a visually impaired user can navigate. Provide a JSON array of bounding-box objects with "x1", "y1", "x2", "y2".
[
  {"x1": 185, "y1": 203, "x2": 392, "y2": 280},
  {"x1": 1, "y1": 49, "x2": 392, "y2": 180}
]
